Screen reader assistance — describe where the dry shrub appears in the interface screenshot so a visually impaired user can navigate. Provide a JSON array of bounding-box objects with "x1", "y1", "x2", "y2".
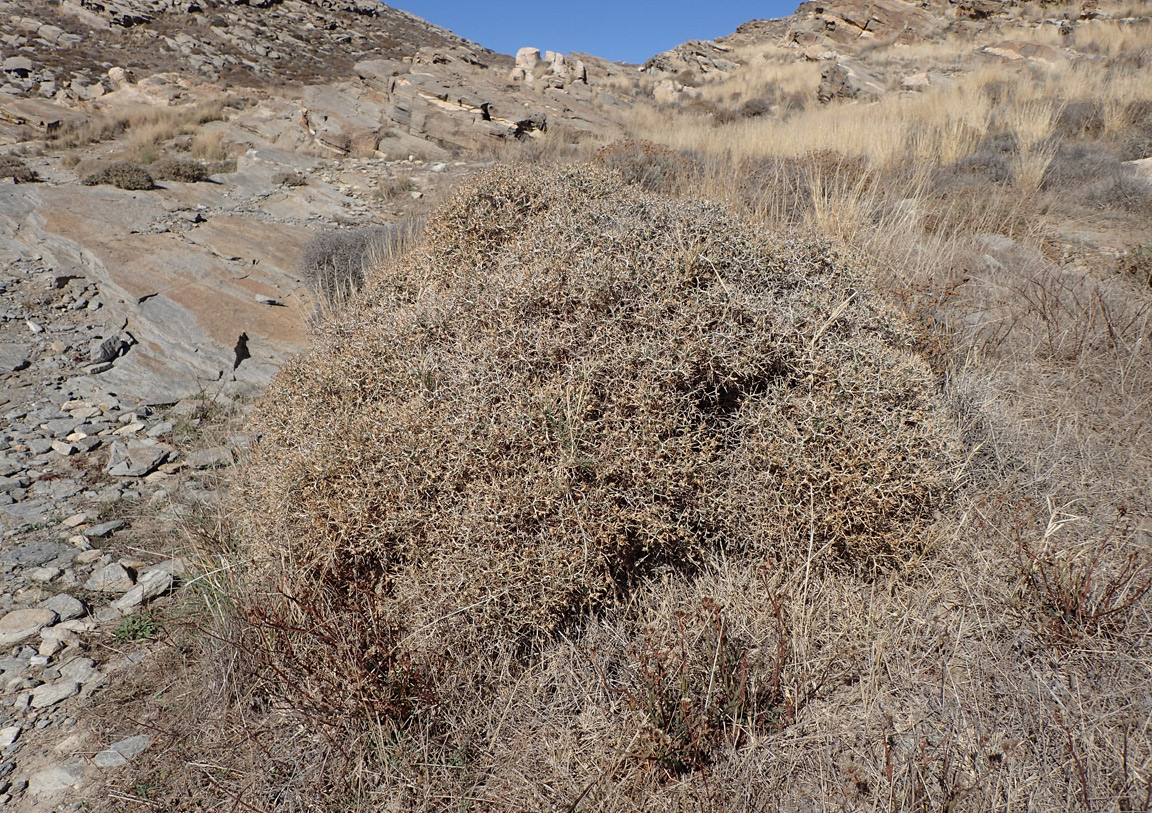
[
  {"x1": 80, "y1": 161, "x2": 154, "y2": 190},
  {"x1": 592, "y1": 139, "x2": 699, "y2": 193},
  {"x1": 150, "y1": 157, "x2": 212, "y2": 183},
  {"x1": 237, "y1": 166, "x2": 955, "y2": 737},
  {"x1": 272, "y1": 170, "x2": 308, "y2": 187},
  {"x1": 0, "y1": 155, "x2": 38, "y2": 183},
  {"x1": 298, "y1": 221, "x2": 422, "y2": 312}
]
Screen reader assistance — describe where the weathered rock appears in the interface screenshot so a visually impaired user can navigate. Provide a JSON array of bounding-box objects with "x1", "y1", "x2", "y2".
[
  {"x1": 0, "y1": 343, "x2": 30, "y2": 373},
  {"x1": 83, "y1": 563, "x2": 134, "y2": 593},
  {"x1": 59, "y1": 656, "x2": 103, "y2": 686},
  {"x1": 93, "y1": 734, "x2": 152, "y2": 768},
  {"x1": 185, "y1": 446, "x2": 233, "y2": 469},
  {"x1": 2, "y1": 56, "x2": 33, "y2": 77},
  {"x1": 28, "y1": 758, "x2": 85, "y2": 795},
  {"x1": 39, "y1": 593, "x2": 86, "y2": 622},
  {"x1": 30, "y1": 679, "x2": 79, "y2": 708},
  {"x1": 0, "y1": 608, "x2": 58, "y2": 647},
  {"x1": 0, "y1": 541, "x2": 73, "y2": 568},
  {"x1": 818, "y1": 60, "x2": 885, "y2": 103},
  {"x1": 112, "y1": 569, "x2": 173, "y2": 612},
  {"x1": 86, "y1": 519, "x2": 127, "y2": 539},
  {"x1": 106, "y1": 439, "x2": 169, "y2": 477},
  {"x1": 515, "y1": 47, "x2": 540, "y2": 71}
]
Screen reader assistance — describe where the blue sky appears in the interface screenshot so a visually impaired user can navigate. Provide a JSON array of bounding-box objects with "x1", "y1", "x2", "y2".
[{"x1": 388, "y1": 2, "x2": 798, "y2": 64}]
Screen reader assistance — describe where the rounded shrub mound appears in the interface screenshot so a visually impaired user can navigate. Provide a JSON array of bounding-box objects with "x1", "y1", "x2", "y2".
[
  {"x1": 238, "y1": 165, "x2": 954, "y2": 717},
  {"x1": 81, "y1": 161, "x2": 154, "y2": 190}
]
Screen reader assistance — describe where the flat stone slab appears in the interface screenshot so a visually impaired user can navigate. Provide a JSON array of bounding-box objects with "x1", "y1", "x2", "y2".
[
  {"x1": 83, "y1": 562, "x2": 134, "y2": 593},
  {"x1": 31, "y1": 679, "x2": 79, "y2": 708},
  {"x1": 0, "y1": 607, "x2": 58, "y2": 647},
  {"x1": 40, "y1": 592, "x2": 87, "y2": 622},
  {"x1": 112, "y1": 569, "x2": 173, "y2": 611},
  {"x1": 106, "y1": 439, "x2": 170, "y2": 477},
  {"x1": 0, "y1": 540, "x2": 74, "y2": 568},
  {"x1": 0, "y1": 499, "x2": 53, "y2": 529},
  {"x1": 0, "y1": 342, "x2": 30, "y2": 372},
  {"x1": 93, "y1": 734, "x2": 152, "y2": 769},
  {"x1": 29, "y1": 758, "x2": 86, "y2": 795},
  {"x1": 86, "y1": 519, "x2": 127, "y2": 538}
]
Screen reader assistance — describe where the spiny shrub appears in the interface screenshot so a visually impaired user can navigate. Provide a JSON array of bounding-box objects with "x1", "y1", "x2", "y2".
[
  {"x1": 150, "y1": 157, "x2": 211, "y2": 183},
  {"x1": 81, "y1": 161, "x2": 154, "y2": 191},
  {"x1": 593, "y1": 139, "x2": 699, "y2": 193},
  {"x1": 272, "y1": 170, "x2": 307, "y2": 187},
  {"x1": 298, "y1": 222, "x2": 421, "y2": 311},
  {"x1": 0, "y1": 156, "x2": 39, "y2": 183},
  {"x1": 237, "y1": 165, "x2": 955, "y2": 723}
]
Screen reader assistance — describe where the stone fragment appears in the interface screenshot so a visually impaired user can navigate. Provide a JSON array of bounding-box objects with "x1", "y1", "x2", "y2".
[
  {"x1": 186, "y1": 447, "x2": 233, "y2": 469},
  {"x1": 58, "y1": 657, "x2": 102, "y2": 686},
  {"x1": 0, "y1": 609, "x2": 58, "y2": 647},
  {"x1": 26, "y1": 566, "x2": 59, "y2": 582},
  {"x1": 0, "y1": 343, "x2": 30, "y2": 373},
  {"x1": 106, "y1": 439, "x2": 169, "y2": 477},
  {"x1": 30, "y1": 680, "x2": 79, "y2": 708},
  {"x1": 39, "y1": 593, "x2": 86, "y2": 622},
  {"x1": 83, "y1": 563, "x2": 134, "y2": 593},
  {"x1": 112, "y1": 570, "x2": 172, "y2": 612},
  {"x1": 0, "y1": 727, "x2": 19, "y2": 748},
  {"x1": 93, "y1": 734, "x2": 152, "y2": 769},
  {"x1": 61, "y1": 512, "x2": 90, "y2": 528},
  {"x1": 28, "y1": 758, "x2": 85, "y2": 794},
  {"x1": 0, "y1": 541, "x2": 73, "y2": 569},
  {"x1": 86, "y1": 519, "x2": 126, "y2": 539}
]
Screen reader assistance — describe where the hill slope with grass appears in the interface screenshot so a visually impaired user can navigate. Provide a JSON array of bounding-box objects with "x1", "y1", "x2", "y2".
[{"x1": 2, "y1": 1, "x2": 1151, "y2": 811}]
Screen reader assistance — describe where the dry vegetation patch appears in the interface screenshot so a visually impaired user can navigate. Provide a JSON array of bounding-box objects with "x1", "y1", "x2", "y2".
[{"x1": 230, "y1": 165, "x2": 957, "y2": 800}]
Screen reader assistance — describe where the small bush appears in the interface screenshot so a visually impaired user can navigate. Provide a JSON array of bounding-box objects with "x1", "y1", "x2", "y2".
[
  {"x1": 81, "y1": 161, "x2": 154, "y2": 190},
  {"x1": 741, "y1": 97, "x2": 773, "y2": 118},
  {"x1": 150, "y1": 157, "x2": 211, "y2": 183},
  {"x1": 376, "y1": 175, "x2": 416, "y2": 199},
  {"x1": 1055, "y1": 99, "x2": 1105, "y2": 139},
  {"x1": 238, "y1": 165, "x2": 955, "y2": 728},
  {"x1": 0, "y1": 155, "x2": 39, "y2": 183},
  {"x1": 272, "y1": 170, "x2": 308, "y2": 187},
  {"x1": 592, "y1": 139, "x2": 699, "y2": 193},
  {"x1": 298, "y1": 221, "x2": 422, "y2": 310}
]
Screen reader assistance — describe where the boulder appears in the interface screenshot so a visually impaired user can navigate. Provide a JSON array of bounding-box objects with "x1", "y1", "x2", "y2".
[
  {"x1": 515, "y1": 47, "x2": 540, "y2": 71},
  {"x1": 818, "y1": 60, "x2": 885, "y2": 104}
]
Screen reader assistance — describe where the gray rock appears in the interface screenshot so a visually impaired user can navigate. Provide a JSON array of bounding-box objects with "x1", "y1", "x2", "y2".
[
  {"x1": 0, "y1": 500, "x2": 52, "y2": 529},
  {"x1": 25, "y1": 437, "x2": 53, "y2": 455},
  {"x1": 185, "y1": 446, "x2": 233, "y2": 469},
  {"x1": 30, "y1": 680, "x2": 78, "y2": 708},
  {"x1": 1, "y1": 541, "x2": 75, "y2": 569},
  {"x1": 0, "y1": 608, "x2": 57, "y2": 647},
  {"x1": 93, "y1": 734, "x2": 152, "y2": 769},
  {"x1": 85, "y1": 519, "x2": 126, "y2": 539},
  {"x1": 28, "y1": 758, "x2": 85, "y2": 794},
  {"x1": 1, "y1": 57, "x2": 32, "y2": 77},
  {"x1": 0, "y1": 727, "x2": 19, "y2": 749},
  {"x1": 106, "y1": 439, "x2": 170, "y2": 477},
  {"x1": 83, "y1": 563, "x2": 134, "y2": 593},
  {"x1": 88, "y1": 336, "x2": 125, "y2": 365},
  {"x1": 112, "y1": 569, "x2": 172, "y2": 612},
  {"x1": 0, "y1": 344, "x2": 30, "y2": 373},
  {"x1": 58, "y1": 657, "x2": 102, "y2": 686},
  {"x1": 39, "y1": 593, "x2": 85, "y2": 622}
]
